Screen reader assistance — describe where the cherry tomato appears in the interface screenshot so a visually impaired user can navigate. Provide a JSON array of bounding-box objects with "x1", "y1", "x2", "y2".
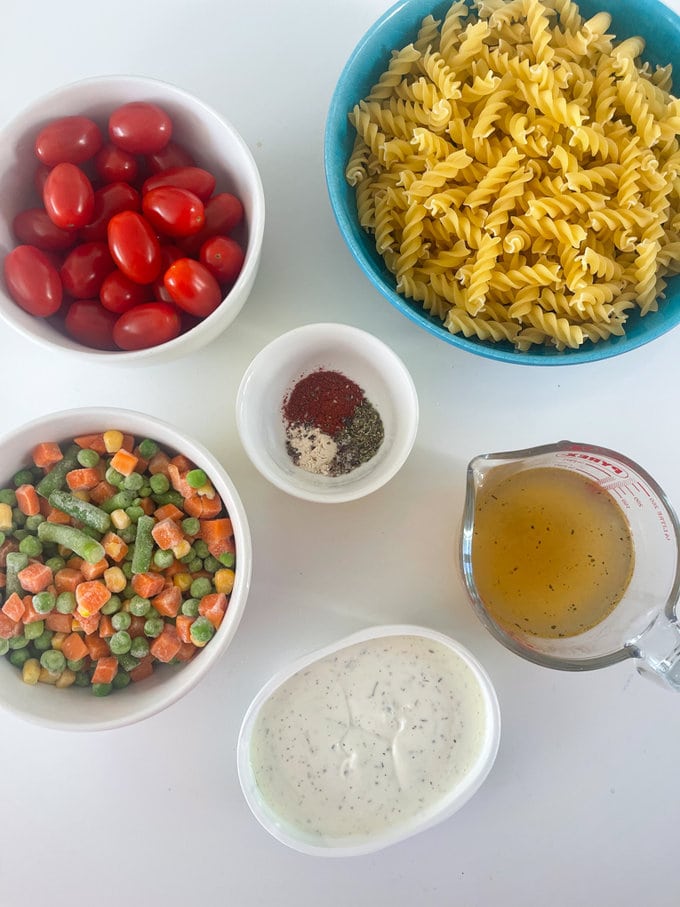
[
  {"x1": 3, "y1": 245, "x2": 63, "y2": 317},
  {"x1": 60, "y1": 241, "x2": 115, "y2": 299},
  {"x1": 142, "y1": 166, "x2": 216, "y2": 201},
  {"x1": 142, "y1": 187, "x2": 205, "y2": 238},
  {"x1": 80, "y1": 181, "x2": 140, "y2": 243},
  {"x1": 12, "y1": 208, "x2": 76, "y2": 252},
  {"x1": 163, "y1": 258, "x2": 222, "y2": 318},
  {"x1": 107, "y1": 211, "x2": 161, "y2": 285},
  {"x1": 34, "y1": 116, "x2": 103, "y2": 167},
  {"x1": 34, "y1": 164, "x2": 51, "y2": 197},
  {"x1": 146, "y1": 142, "x2": 195, "y2": 173},
  {"x1": 181, "y1": 192, "x2": 245, "y2": 254},
  {"x1": 94, "y1": 143, "x2": 139, "y2": 184},
  {"x1": 109, "y1": 102, "x2": 172, "y2": 155},
  {"x1": 153, "y1": 245, "x2": 184, "y2": 302},
  {"x1": 200, "y1": 235, "x2": 245, "y2": 284},
  {"x1": 113, "y1": 302, "x2": 181, "y2": 350},
  {"x1": 43, "y1": 163, "x2": 95, "y2": 229},
  {"x1": 64, "y1": 299, "x2": 117, "y2": 349},
  {"x1": 100, "y1": 269, "x2": 152, "y2": 314}
]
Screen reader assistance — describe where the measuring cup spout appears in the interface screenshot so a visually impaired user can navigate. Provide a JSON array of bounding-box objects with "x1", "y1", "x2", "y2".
[{"x1": 627, "y1": 613, "x2": 680, "y2": 691}]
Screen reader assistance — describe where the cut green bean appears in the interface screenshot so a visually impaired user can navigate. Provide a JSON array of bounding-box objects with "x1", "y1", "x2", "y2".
[
  {"x1": 37, "y1": 521, "x2": 105, "y2": 564},
  {"x1": 5, "y1": 551, "x2": 29, "y2": 596},
  {"x1": 131, "y1": 514, "x2": 154, "y2": 574},
  {"x1": 48, "y1": 490, "x2": 111, "y2": 533},
  {"x1": 35, "y1": 445, "x2": 79, "y2": 498}
]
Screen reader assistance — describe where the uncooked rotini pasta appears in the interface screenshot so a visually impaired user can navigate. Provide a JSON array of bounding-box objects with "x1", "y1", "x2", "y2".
[{"x1": 345, "y1": 0, "x2": 680, "y2": 351}]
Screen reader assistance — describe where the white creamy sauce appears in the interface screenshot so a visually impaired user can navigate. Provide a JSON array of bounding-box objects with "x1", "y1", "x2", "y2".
[{"x1": 249, "y1": 635, "x2": 487, "y2": 841}]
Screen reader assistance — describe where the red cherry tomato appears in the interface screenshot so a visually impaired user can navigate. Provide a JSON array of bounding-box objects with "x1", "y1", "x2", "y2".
[
  {"x1": 153, "y1": 245, "x2": 184, "y2": 302},
  {"x1": 142, "y1": 166, "x2": 216, "y2": 202},
  {"x1": 64, "y1": 299, "x2": 117, "y2": 349},
  {"x1": 142, "y1": 187, "x2": 205, "y2": 238},
  {"x1": 163, "y1": 258, "x2": 222, "y2": 317},
  {"x1": 146, "y1": 142, "x2": 195, "y2": 173},
  {"x1": 94, "y1": 143, "x2": 139, "y2": 184},
  {"x1": 12, "y1": 208, "x2": 76, "y2": 252},
  {"x1": 34, "y1": 165, "x2": 51, "y2": 197},
  {"x1": 3, "y1": 245, "x2": 63, "y2": 317},
  {"x1": 43, "y1": 163, "x2": 95, "y2": 229},
  {"x1": 100, "y1": 269, "x2": 152, "y2": 314},
  {"x1": 113, "y1": 302, "x2": 181, "y2": 350},
  {"x1": 34, "y1": 116, "x2": 103, "y2": 167},
  {"x1": 60, "y1": 241, "x2": 115, "y2": 299},
  {"x1": 107, "y1": 211, "x2": 161, "y2": 285},
  {"x1": 200, "y1": 235, "x2": 245, "y2": 284},
  {"x1": 80, "y1": 181, "x2": 140, "y2": 243},
  {"x1": 109, "y1": 102, "x2": 172, "y2": 155},
  {"x1": 181, "y1": 192, "x2": 245, "y2": 254}
]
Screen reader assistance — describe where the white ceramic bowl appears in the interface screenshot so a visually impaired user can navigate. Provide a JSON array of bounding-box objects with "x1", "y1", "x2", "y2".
[
  {"x1": 0, "y1": 406, "x2": 252, "y2": 731},
  {"x1": 235, "y1": 323, "x2": 419, "y2": 503},
  {"x1": 237, "y1": 624, "x2": 501, "y2": 857},
  {"x1": 0, "y1": 75, "x2": 265, "y2": 364}
]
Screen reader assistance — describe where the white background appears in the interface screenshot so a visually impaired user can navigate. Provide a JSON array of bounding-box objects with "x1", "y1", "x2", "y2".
[{"x1": 1, "y1": 1, "x2": 680, "y2": 905}]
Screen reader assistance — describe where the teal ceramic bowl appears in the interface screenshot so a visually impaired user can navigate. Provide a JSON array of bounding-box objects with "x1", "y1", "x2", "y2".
[{"x1": 324, "y1": 0, "x2": 680, "y2": 366}]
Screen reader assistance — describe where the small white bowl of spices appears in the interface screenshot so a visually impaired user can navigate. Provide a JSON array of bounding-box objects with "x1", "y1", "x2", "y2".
[{"x1": 235, "y1": 323, "x2": 418, "y2": 503}]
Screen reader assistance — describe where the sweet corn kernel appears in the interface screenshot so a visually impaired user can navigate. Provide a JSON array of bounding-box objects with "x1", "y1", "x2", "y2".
[
  {"x1": 172, "y1": 539, "x2": 191, "y2": 560},
  {"x1": 214, "y1": 568, "x2": 235, "y2": 595},
  {"x1": 103, "y1": 430, "x2": 124, "y2": 453},
  {"x1": 0, "y1": 503, "x2": 13, "y2": 531},
  {"x1": 195, "y1": 482, "x2": 215, "y2": 499},
  {"x1": 173, "y1": 572, "x2": 193, "y2": 592},
  {"x1": 110, "y1": 508, "x2": 131, "y2": 530},
  {"x1": 51, "y1": 631, "x2": 67, "y2": 652},
  {"x1": 104, "y1": 566, "x2": 126, "y2": 593},
  {"x1": 22, "y1": 658, "x2": 41, "y2": 685},
  {"x1": 55, "y1": 668, "x2": 76, "y2": 689},
  {"x1": 38, "y1": 667, "x2": 60, "y2": 685}
]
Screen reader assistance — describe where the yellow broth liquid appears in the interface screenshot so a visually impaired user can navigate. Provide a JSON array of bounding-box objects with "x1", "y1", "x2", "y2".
[{"x1": 471, "y1": 467, "x2": 635, "y2": 638}]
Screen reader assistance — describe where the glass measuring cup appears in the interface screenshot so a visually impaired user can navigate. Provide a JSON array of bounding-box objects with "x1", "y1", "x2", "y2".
[{"x1": 460, "y1": 441, "x2": 680, "y2": 689}]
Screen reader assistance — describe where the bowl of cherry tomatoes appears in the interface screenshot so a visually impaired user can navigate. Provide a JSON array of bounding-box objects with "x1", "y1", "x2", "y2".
[{"x1": 0, "y1": 75, "x2": 265, "y2": 363}]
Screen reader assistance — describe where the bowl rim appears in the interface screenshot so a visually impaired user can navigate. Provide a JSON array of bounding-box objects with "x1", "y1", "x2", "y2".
[
  {"x1": 0, "y1": 73, "x2": 266, "y2": 365},
  {"x1": 0, "y1": 405, "x2": 252, "y2": 731},
  {"x1": 235, "y1": 321, "x2": 419, "y2": 503},
  {"x1": 323, "y1": 0, "x2": 680, "y2": 366},
  {"x1": 236, "y1": 622, "x2": 501, "y2": 857}
]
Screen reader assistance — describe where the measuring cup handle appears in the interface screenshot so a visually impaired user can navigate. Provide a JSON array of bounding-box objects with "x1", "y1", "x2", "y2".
[{"x1": 627, "y1": 613, "x2": 680, "y2": 691}]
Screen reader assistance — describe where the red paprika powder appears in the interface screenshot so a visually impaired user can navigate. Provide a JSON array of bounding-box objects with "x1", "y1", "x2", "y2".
[{"x1": 283, "y1": 369, "x2": 365, "y2": 435}]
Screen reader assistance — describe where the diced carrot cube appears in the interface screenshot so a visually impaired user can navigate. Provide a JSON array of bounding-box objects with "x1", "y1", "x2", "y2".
[
  {"x1": 110, "y1": 448, "x2": 138, "y2": 477},
  {"x1": 175, "y1": 614, "x2": 194, "y2": 644},
  {"x1": 138, "y1": 497, "x2": 155, "y2": 516},
  {"x1": 150, "y1": 624, "x2": 181, "y2": 663},
  {"x1": 170, "y1": 454, "x2": 195, "y2": 472},
  {"x1": 92, "y1": 655, "x2": 118, "y2": 685},
  {"x1": 101, "y1": 532, "x2": 128, "y2": 563},
  {"x1": 153, "y1": 503, "x2": 184, "y2": 523},
  {"x1": 98, "y1": 614, "x2": 114, "y2": 638},
  {"x1": 199, "y1": 518, "x2": 234, "y2": 559},
  {"x1": 46, "y1": 611, "x2": 73, "y2": 633},
  {"x1": 128, "y1": 615, "x2": 146, "y2": 638},
  {"x1": 75, "y1": 580, "x2": 111, "y2": 615},
  {"x1": 15, "y1": 484, "x2": 40, "y2": 516},
  {"x1": 121, "y1": 433, "x2": 135, "y2": 452},
  {"x1": 148, "y1": 451, "x2": 170, "y2": 475},
  {"x1": 65, "y1": 556, "x2": 84, "y2": 571},
  {"x1": 132, "y1": 449, "x2": 149, "y2": 473},
  {"x1": 152, "y1": 585, "x2": 182, "y2": 618},
  {"x1": 61, "y1": 632, "x2": 89, "y2": 662},
  {"x1": 84, "y1": 633, "x2": 109, "y2": 658},
  {"x1": 198, "y1": 592, "x2": 228, "y2": 629},
  {"x1": 32, "y1": 442, "x2": 63, "y2": 469},
  {"x1": 0, "y1": 572, "x2": 5, "y2": 589},
  {"x1": 66, "y1": 467, "x2": 101, "y2": 491},
  {"x1": 54, "y1": 567, "x2": 83, "y2": 593},
  {"x1": 175, "y1": 641, "x2": 197, "y2": 662},
  {"x1": 74, "y1": 433, "x2": 107, "y2": 453},
  {"x1": 90, "y1": 481, "x2": 117, "y2": 505},
  {"x1": 74, "y1": 611, "x2": 101, "y2": 636},
  {"x1": 46, "y1": 506, "x2": 72, "y2": 524},
  {"x1": 129, "y1": 655, "x2": 154, "y2": 682},
  {"x1": 0, "y1": 611, "x2": 19, "y2": 638},
  {"x1": 1, "y1": 591, "x2": 25, "y2": 623},
  {"x1": 80, "y1": 558, "x2": 109, "y2": 581},
  {"x1": 151, "y1": 517, "x2": 184, "y2": 551},
  {"x1": 131, "y1": 572, "x2": 165, "y2": 598},
  {"x1": 17, "y1": 562, "x2": 53, "y2": 593},
  {"x1": 184, "y1": 494, "x2": 223, "y2": 519}
]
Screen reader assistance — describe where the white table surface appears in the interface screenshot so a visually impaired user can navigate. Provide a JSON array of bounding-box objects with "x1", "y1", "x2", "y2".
[{"x1": 2, "y1": 1, "x2": 680, "y2": 904}]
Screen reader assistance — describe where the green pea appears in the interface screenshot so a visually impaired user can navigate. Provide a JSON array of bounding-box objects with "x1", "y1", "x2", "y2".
[
  {"x1": 32, "y1": 591, "x2": 55, "y2": 615},
  {"x1": 138, "y1": 439, "x2": 158, "y2": 459},
  {"x1": 193, "y1": 540, "x2": 209, "y2": 559},
  {"x1": 31, "y1": 630, "x2": 54, "y2": 652},
  {"x1": 105, "y1": 466, "x2": 124, "y2": 487},
  {"x1": 12, "y1": 508, "x2": 26, "y2": 527},
  {"x1": 121, "y1": 562, "x2": 133, "y2": 579},
  {"x1": 13, "y1": 469, "x2": 33, "y2": 487},
  {"x1": 190, "y1": 577, "x2": 212, "y2": 599},
  {"x1": 186, "y1": 469, "x2": 208, "y2": 488},
  {"x1": 0, "y1": 638, "x2": 9, "y2": 656},
  {"x1": 117, "y1": 653, "x2": 140, "y2": 672},
  {"x1": 24, "y1": 514, "x2": 45, "y2": 531},
  {"x1": 125, "y1": 505, "x2": 145, "y2": 523},
  {"x1": 123, "y1": 472, "x2": 144, "y2": 492},
  {"x1": 181, "y1": 517, "x2": 200, "y2": 537},
  {"x1": 0, "y1": 489, "x2": 17, "y2": 506},
  {"x1": 23, "y1": 620, "x2": 45, "y2": 640},
  {"x1": 218, "y1": 551, "x2": 235, "y2": 568},
  {"x1": 77, "y1": 449, "x2": 100, "y2": 468},
  {"x1": 129, "y1": 595, "x2": 150, "y2": 617},
  {"x1": 9, "y1": 648, "x2": 31, "y2": 668},
  {"x1": 45, "y1": 556, "x2": 66, "y2": 573},
  {"x1": 149, "y1": 473, "x2": 170, "y2": 494},
  {"x1": 119, "y1": 525, "x2": 137, "y2": 544},
  {"x1": 187, "y1": 557, "x2": 203, "y2": 573},
  {"x1": 12, "y1": 529, "x2": 29, "y2": 541},
  {"x1": 19, "y1": 535, "x2": 43, "y2": 558},
  {"x1": 8, "y1": 635, "x2": 29, "y2": 650},
  {"x1": 203, "y1": 555, "x2": 220, "y2": 573},
  {"x1": 139, "y1": 484, "x2": 152, "y2": 498},
  {"x1": 181, "y1": 598, "x2": 200, "y2": 617},
  {"x1": 129, "y1": 636, "x2": 149, "y2": 659},
  {"x1": 153, "y1": 549, "x2": 175, "y2": 569},
  {"x1": 144, "y1": 617, "x2": 164, "y2": 638},
  {"x1": 109, "y1": 630, "x2": 132, "y2": 655},
  {"x1": 112, "y1": 672, "x2": 131, "y2": 690},
  {"x1": 40, "y1": 649, "x2": 66, "y2": 674},
  {"x1": 111, "y1": 611, "x2": 131, "y2": 631},
  {"x1": 74, "y1": 670, "x2": 91, "y2": 687},
  {"x1": 56, "y1": 591, "x2": 76, "y2": 614},
  {"x1": 100, "y1": 594, "x2": 122, "y2": 616},
  {"x1": 66, "y1": 657, "x2": 86, "y2": 672},
  {"x1": 190, "y1": 616, "x2": 215, "y2": 646},
  {"x1": 91, "y1": 682, "x2": 112, "y2": 697}
]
